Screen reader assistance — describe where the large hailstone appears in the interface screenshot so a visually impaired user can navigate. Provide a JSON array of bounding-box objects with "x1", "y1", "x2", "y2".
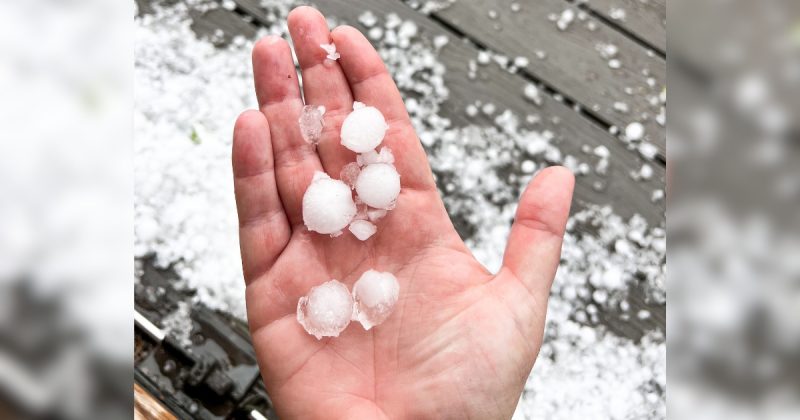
[
  {"x1": 303, "y1": 172, "x2": 357, "y2": 235},
  {"x1": 340, "y1": 103, "x2": 388, "y2": 153},
  {"x1": 352, "y1": 270, "x2": 400, "y2": 330},
  {"x1": 355, "y1": 163, "x2": 401, "y2": 209},
  {"x1": 297, "y1": 279, "x2": 354, "y2": 339}
]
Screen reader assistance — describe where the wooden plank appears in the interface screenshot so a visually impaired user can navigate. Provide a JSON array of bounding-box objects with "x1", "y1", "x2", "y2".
[
  {"x1": 230, "y1": 0, "x2": 665, "y2": 225},
  {"x1": 578, "y1": 0, "x2": 666, "y2": 53},
  {"x1": 428, "y1": 0, "x2": 666, "y2": 157},
  {"x1": 188, "y1": 7, "x2": 258, "y2": 45},
  {"x1": 134, "y1": 383, "x2": 177, "y2": 420}
]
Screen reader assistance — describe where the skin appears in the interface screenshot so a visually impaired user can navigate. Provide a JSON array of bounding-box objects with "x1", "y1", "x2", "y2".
[{"x1": 232, "y1": 7, "x2": 575, "y2": 419}]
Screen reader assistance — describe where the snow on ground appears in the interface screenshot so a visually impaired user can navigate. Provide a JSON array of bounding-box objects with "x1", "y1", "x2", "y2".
[{"x1": 134, "y1": 1, "x2": 665, "y2": 418}]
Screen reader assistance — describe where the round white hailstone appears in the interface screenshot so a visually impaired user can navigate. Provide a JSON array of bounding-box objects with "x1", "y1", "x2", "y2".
[
  {"x1": 340, "y1": 106, "x2": 388, "y2": 153},
  {"x1": 303, "y1": 172, "x2": 357, "y2": 234},
  {"x1": 352, "y1": 270, "x2": 400, "y2": 330},
  {"x1": 349, "y1": 219, "x2": 377, "y2": 241},
  {"x1": 355, "y1": 163, "x2": 401, "y2": 210},
  {"x1": 625, "y1": 122, "x2": 645, "y2": 141},
  {"x1": 297, "y1": 279, "x2": 354, "y2": 339}
]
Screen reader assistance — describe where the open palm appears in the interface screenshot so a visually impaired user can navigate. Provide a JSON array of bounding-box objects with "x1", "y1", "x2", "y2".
[{"x1": 232, "y1": 7, "x2": 574, "y2": 419}]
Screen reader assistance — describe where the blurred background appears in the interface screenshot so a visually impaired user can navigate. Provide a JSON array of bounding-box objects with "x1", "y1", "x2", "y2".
[{"x1": 0, "y1": 0, "x2": 795, "y2": 418}]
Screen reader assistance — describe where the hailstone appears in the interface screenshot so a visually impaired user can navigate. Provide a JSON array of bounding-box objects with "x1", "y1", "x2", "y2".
[
  {"x1": 355, "y1": 163, "x2": 401, "y2": 209},
  {"x1": 302, "y1": 171, "x2": 357, "y2": 235},
  {"x1": 320, "y1": 43, "x2": 340, "y2": 61},
  {"x1": 357, "y1": 147, "x2": 395, "y2": 166},
  {"x1": 340, "y1": 105, "x2": 388, "y2": 153},
  {"x1": 349, "y1": 219, "x2": 377, "y2": 241},
  {"x1": 297, "y1": 279, "x2": 353, "y2": 339},
  {"x1": 339, "y1": 162, "x2": 361, "y2": 189},
  {"x1": 352, "y1": 270, "x2": 400, "y2": 330},
  {"x1": 298, "y1": 105, "x2": 326, "y2": 145}
]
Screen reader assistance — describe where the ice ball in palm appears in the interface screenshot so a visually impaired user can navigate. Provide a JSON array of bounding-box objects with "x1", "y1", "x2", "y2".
[
  {"x1": 352, "y1": 270, "x2": 400, "y2": 330},
  {"x1": 340, "y1": 105, "x2": 388, "y2": 153},
  {"x1": 297, "y1": 279, "x2": 354, "y2": 339},
  {"x1": 303, "y1": 171, "x2": 357, "y2": 234},
  {"x1": 349, "y1": 219, "x2": 377, "y2": 241},
  {"x1": 355, "y1": 163, "x2": 401, "y2": 209}
]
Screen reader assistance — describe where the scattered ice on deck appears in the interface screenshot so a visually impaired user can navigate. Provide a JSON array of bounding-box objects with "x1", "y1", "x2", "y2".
[
  {"x1": 352, "y1": 270, "x2": 400, "y2": 330},
  {"x1": 349, "y1": 219, "x2": 377, "y2": 241},
  {"x1": 298, "y1": 105, "x2": 326, "y2": 144},
  {"x1": 340, "y1": 104, "x2": 388, "y2": 152},
  {"x1": 320, "y1": 43, "x2": 340, "y2": 61},
  {"x1": 355, "y1": 163, "x2": 401, "y2": 210},
  {"x1": 523, "y1": 83, "x2": 543, "y2": 106},
  {"x1": 302, "y1": 171, "x2": 357, "y2": 235},
  {"x1": 624, "y1": 122, "x2": 645, "y2": 141},
  {"x1": 597, "y1": 43, "x2": 619, "y2": 59},
  {"x1": 609, "y1": 7, "x2": 627, "y2": 21},
  {"x1": 358, "y1": 11, "x2": 378, "y2": 28},
  {"x1": 556, "y1": 8, "x2": 575, "y2": 31},
  {"x1": 297, "y1": 279, "x2": 354, "y2": 339},
  {"x1": 638, "y1": 142, "x2": 659, "y2": 160}
]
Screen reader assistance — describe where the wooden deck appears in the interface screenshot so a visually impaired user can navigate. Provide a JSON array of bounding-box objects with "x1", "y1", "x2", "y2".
[{"x1": 137, "y1": 0, "x2": 665, "y2": 340}]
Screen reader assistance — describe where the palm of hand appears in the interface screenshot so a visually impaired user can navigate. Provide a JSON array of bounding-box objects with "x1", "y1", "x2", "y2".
[{"x1": 232, "y1": 7, "x2": 574, "y2": 419}]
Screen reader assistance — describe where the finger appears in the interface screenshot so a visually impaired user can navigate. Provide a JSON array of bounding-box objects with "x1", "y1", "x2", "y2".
[
  {"x1": 252, "y1": 35, "x2": 323, "y2": 225},
  {"x1": 501, "y1": 166, "x2": 574, "y2": 300},
  {"x1": 232, "y1": 110, "x2": 292, "y2": 282},
  {"x1": 331, "y1": 25, "x2": 436, "y2": 191},
  {"x1": 287, "y1": 6, "x2": 354, "y2": 176}
]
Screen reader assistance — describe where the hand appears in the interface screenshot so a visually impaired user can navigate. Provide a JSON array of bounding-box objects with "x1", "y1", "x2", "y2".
[{"x1": 232, "y1": 7, "x2": 574, "y2": 419}]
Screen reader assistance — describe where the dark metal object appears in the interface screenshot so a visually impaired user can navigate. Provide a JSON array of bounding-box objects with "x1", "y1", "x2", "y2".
[{"x1": 134, "y1": 257, "x2": 278, "y2": 419}]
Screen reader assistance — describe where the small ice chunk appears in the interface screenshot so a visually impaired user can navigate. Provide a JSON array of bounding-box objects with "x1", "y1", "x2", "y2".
[
  {"x1": 638, "y1": 142, "x2": 658, "y2": 159},
  {"x1": 358, "y1": 11, "x2": 378, "y2": 27},
  {"x1": 357, "y1": 147, "x2": 395, "y2": 166},
  {"x1": 556, "y1": 8, "x2": 575, "y2": 31},
  {"x1": 355, "y1": 163, "x2": 401, "y2": 210},
  {"x1": 513, "y1": 56, "x2": 529, "y2": 68},
  {"x1": 521, "y1": 160, "x2": 536, "y2": 173},
  {"x1": 367, "y1": 208, "x2": 387, "y2": 221},
  {"x1": 340, "y1": 162, "x2": 361, "y2": 188},
  {"x1": 523, "y1": 83, "x2": 543, "y2": 106},
  {"x1": 340, "y1": 105, "x2": 388, "y2": 153},
  {"x1": 433, "y1": 35, "x2": 449, "y2": 49},
  {"x1": 298, "y1": 105, "x2": 326, "y2": 144},
  {"x1": 608, "y1": 59, "x2": 622, "y2": 69},
  {"x1": 297, "y1": 279, "x2": 354, "y2": 339},
  {"x1": 349, "y1": 219, "x2": 377, "y2": 241},
  {"x1": 320, "y1": 43, "x2": 340, "y2": 60},
  {"x1": 613, "y1": 101, "x2": 629, "y2": 113},
  {"x1": 477, "y1": 51, "x2": 491, "y2": 65},
  {"x1": 302, "y1": 172, "x2": 357, "y2": 235},
  {"x1": 625, "y1": 122, "x2": 645, "y2": 141},
  {"x1": 352, "y1": 270, "x2": 400, "y2": 330}
]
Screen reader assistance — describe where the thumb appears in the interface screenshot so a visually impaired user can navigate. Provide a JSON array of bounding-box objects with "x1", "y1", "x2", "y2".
[{"x1": 502, "y1": 166, "x2": 574, "y2": 301}]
